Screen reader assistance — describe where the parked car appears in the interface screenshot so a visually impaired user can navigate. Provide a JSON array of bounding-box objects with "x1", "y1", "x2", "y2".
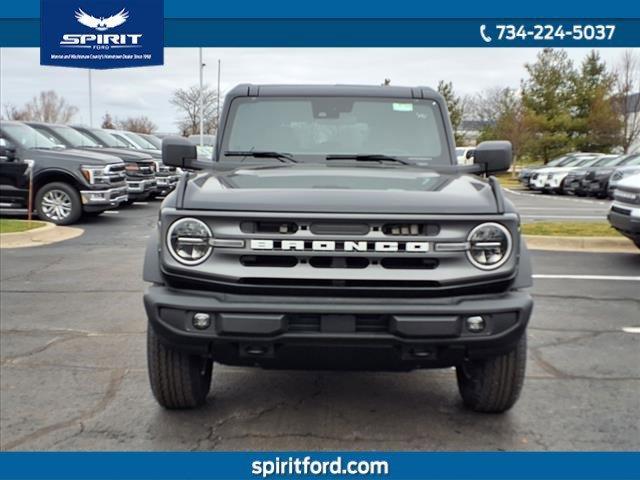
[
  {"x1": 529, "y1": 154, "x2": 602, "y2": 193},
  {"x1": 70, "y1": 126, "x2": 157, "y2": 202},
  {"x1": 0, "y1": 121, "x2": 127, "y2": 224},
  {"x1": 561, "y1": 154, "x2": 619, "y2": 197},
  {"x1": 188, "y1": 134, "x2": 216, "y2": 159},
  {"x1": 144, "y1": 84, "x2": 533, "y2": 413},
  {"x1": 519, "y1": 152, "x2": 594, "y2": 188},
  {"x1": 455, "y1": 147, "x2": 475, "y2": 165},
  {"x1": 608, "y1": 155, "x2": 640, "y2": 198},
  {"x1": 105, "y1": 129, "x2": 181, "y2": 197},
  {"x1": 574, "y1": 154, "x2": 640, "y2": 198},
  {"x1": 138, "y1": 133, "x2": 162, "y2": 149},
  {"x1": 608, "y1": 172, "x2": 640, "y2": 249}
]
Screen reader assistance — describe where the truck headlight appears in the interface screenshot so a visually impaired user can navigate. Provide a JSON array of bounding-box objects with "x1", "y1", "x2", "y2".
[
  {"x1": 167, "y1": 218, "x2": 213, "y2": 265},
  {"x1": 466, "y1": 223, "x2": 512, "y2": 270},
  {"x1": 80, "y1": 165, "x2": 108, "y2": 185}
]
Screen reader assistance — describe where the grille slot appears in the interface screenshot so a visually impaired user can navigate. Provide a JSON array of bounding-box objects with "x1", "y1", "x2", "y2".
[
  {"x1": 382, "y1": 223, "x2": 439, "y2": 236},
  {"x1": 309, "y1": 257, "x2": 369, "y2": 269},
  {"x1": 240, "y1": 255, "x2": 298, "y2": 268},
  {"x1": 381, "y1": 258, "x2": 439, "y2": 270},
  {"x1": 287, "y1": 314, "x2": 389, "y2": 332},
  {"x1": 241, "y1": 221, "x2": 299, "y2": 234},
  {"x1": 611, "y1": 205, "x2": 631, "y2": 216},
  {"x1": 310, "y1": 222, "x2": 370, "y2": 235}
]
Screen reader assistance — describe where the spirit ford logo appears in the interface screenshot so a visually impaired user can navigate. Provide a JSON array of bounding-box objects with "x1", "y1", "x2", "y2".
[
  {"x1": 250, "y1": 240, "x2": 430, "y2": 252},
  {"x1": 59, "y1": 8, "x2": 142, "y2": 47}
]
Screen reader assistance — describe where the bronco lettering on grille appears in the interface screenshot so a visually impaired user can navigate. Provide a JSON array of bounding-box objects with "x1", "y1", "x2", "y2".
[{"x1": 249, "y1": 239, "x2": 430, "y2": 252}]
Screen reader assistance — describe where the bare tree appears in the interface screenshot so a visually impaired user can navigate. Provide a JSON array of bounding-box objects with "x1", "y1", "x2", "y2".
[
  {"x1": 614, "y1": 50, "x2": 640, "y2": 153},
  {"x1": 3, "y1": 104, "x2": 33, "y2": 121},
  {"x1": 116, "y1": 115, "x2": 157, "y2": 134},
  {"x1": 170, "y1": 85, "x2": 219, "y2": 136},
  {"x1": 23, "y1": 91, "x2": 78, "y2": 123},
  {"x1": 101, "y1": 113, "x2": 116, "y2": 129}
]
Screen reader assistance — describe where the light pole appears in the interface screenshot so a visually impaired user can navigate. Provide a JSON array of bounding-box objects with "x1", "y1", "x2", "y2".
[
  {"x1": 199, "y1": 48, "x2": 205, "y2": 147},
  {"x1": 88, "y1": 69, "x2": 93, "y2": 127},
  {"x1": 217, "y1": 59, "x2": 221, "y2": 132}
]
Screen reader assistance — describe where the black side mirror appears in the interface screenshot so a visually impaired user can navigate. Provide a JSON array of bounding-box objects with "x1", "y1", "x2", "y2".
[
  {"x1": 474, "y1": 141, "x2": 512, "y2": 174},
  {"x1": 0, "y1": 140, "x2": 17, "y2": 161},
  {"x1": 162, "y1": 137, "x2": 200, "y2": 170}
]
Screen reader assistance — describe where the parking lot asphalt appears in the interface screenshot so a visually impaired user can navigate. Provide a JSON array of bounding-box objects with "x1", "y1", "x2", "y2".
[
  {"x1": 1, "y1": 199, "x2": 639, "y2": 451},
  {"x1": 504, "y1": 188, "x2": 611, "y2": 222}
]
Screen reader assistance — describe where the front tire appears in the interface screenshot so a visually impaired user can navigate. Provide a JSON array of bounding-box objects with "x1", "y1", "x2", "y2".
[
  {"x1": 456, "y1": 334, "x2": 526, "y2": 413},
  {"x1": 35, "y1": 182, "x2": 82, "y2": 225},
  {"x1": 147, "y1": 326, "x2": 213, "y2": 409}
]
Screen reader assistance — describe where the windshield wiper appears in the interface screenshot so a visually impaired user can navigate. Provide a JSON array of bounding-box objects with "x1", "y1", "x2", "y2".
[
  {"x1": 224, "y1": 150, "x2": 298, "y2": 163},
  {"x1": 325, "y1": 154, "x2": 410, "y2": 165}
]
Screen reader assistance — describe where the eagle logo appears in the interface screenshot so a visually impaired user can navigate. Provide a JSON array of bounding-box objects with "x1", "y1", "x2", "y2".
[{"x1": 74, "y1": 8, "x2": 129, "y2": 31}]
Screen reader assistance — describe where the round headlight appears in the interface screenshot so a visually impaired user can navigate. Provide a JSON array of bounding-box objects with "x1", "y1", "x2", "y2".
[
  {"x1": 167, "y1": 218, "x2": 213, "y2": 265},
  {"x1": 466, "y1": 222, "x2": 512, "y2": 270}
]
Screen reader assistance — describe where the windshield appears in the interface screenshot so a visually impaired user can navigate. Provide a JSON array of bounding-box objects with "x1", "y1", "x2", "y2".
[
  {"x1": 575, "y1": 157, "x2": 601, "y2": 167},
  {"x1": 51, "y1": 125, "x2": 99, "y2": 147},
  {"x1": 141, "y1": 134, "x2": 162, "y2": 149},
  {"x1": 1, "y1": 123, "x2": 57, "y2": 149},
  {"x1": 222, "y1": 97, "x2": 450, "y2": 165},
  {"x1": 123, "y1": 132, "x2": 157, "y2": 150},
  {"x1": 620, "y1": 155, "x2": 640, "y2": 166},
  {"x1": 547, "y1": 155, "x2": 570, "y2": 167},
  {"x1": 88, "y1": 129, "x2": 128, "y2": 148}
]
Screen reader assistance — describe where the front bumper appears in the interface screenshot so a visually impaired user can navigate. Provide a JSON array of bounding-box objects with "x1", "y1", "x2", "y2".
[
  {"x1": 144, "y1": 285, "x2": 533, "y2": 368},
  {"x1": 608, "y1": 202, "x2": 640, "y2": 240},
  {"x1": 80, "y1": 185, "x2": 128, "y2": 210},
  {"x1": 154, "y1": 174, "x2": 180, "y2": 193},
  {"x1": 580, "y1": 178, "x2": 608, "y2": 196},
  {"x1": 127, "y1": 178, "x2": 157, "y2": 198}
]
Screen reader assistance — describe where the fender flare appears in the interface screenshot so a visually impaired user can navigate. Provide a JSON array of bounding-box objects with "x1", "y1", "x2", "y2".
[
  {"x1": 513, "y1": 238, "x2": 533, "y2": 289},
  {"x1": 143, "y1": 228, "x2": 164, "y2": 284}
]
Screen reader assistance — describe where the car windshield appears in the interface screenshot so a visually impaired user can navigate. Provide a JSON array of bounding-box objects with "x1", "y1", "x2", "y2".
[
  {"x1": 620, "y1": 156, "x2": 640, "y2": 166},
  {"x1": 547, "y1": 155, "x2": 570, "y2": 167},
  {"x1": 141, "y1": 134, "x2": 162, "y2": 149},
  {"x1": 89, "y1": 129, "x2": 129, "y2": 148},
  {"x1": 51, "y1": 125, "x2": 100, "y2": 147},
  {"x1": 123, "y1": 132, "x2": 157, "y2": 150},
  {"x1": 222, "y1": 96, "x2": 450, "y2": 165},
  {"x1": 575, "y1": 157, "x2": 601, "y2": 167},
  {"x1": 1, "y1": 123, "x2": 57, "y2": 149}
]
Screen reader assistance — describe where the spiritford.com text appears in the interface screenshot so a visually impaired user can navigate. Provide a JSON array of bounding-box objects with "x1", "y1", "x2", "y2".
[{"x1": 251, "y1": 456, "x2": 389, "y2": 477}]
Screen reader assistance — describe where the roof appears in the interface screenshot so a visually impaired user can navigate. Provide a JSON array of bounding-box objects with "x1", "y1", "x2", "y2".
[{"x1": 226, "y1": 84, "x2": 442, "y2": 101}]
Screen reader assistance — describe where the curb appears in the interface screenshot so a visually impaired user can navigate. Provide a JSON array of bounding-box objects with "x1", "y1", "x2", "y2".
[
  {"x1": 0, "y1": 222, "x2": 84, "y2": 249},
  {"x1": 524, "y1": 235, "x2": 637, "y2": 253}
]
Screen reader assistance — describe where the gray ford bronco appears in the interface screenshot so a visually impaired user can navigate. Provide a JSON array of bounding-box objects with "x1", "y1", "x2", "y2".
[{"x1": 143, "y1": 84, "x2": 533, "y2": 413}]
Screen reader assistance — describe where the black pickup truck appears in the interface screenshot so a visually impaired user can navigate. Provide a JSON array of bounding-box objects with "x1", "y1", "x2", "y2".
[
  {"x1": 144, "y1": 84, "x2": 533, "y2": 413},
  {"x1": 69, "y1": 125, "x2": 157, "y2": 202},
  {"x1": 0, "y1": 121, "x2": 127, "y2": 224}
]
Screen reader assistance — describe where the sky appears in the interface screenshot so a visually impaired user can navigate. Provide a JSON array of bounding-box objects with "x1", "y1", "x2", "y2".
[{"x1": 0, "y1": 47, "x2": 634, "y2": 133}]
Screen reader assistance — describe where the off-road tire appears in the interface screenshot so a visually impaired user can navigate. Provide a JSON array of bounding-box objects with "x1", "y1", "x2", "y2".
[
  {"x1": 456, "y1": 334, "x2": 526, "y2": 413},
  {"x1": 147, "y1": 326, "x2": 213, "y2": 409},
  {"x1": 35, "y1": 182, "x2": 82, "y2": 225}
]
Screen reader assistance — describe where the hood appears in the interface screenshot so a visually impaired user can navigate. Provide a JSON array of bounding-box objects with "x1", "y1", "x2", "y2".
[
  {"x1": 181, "y1": 164, "x2": 499, "y2": 214},
  {"x1": 26, "y1": 147, "x2": 122, "y2": 166},
  {"x1": 82, "y1": 146, "x2": 154, "y2": 162},
  {"x1": 617, "y1": 173, "x2": 640, "y2": 190}
]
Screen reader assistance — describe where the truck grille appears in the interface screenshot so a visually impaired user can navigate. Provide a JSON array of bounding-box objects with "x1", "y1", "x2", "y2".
[
  {"x1": 105, "y1": 163, "x2": 126, "y2": 185},
  {"x1": 161, "y1": 212, "x2": 519, "y2": 297}
]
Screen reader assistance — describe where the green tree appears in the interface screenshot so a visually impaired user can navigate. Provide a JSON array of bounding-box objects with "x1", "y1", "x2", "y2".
[
  {"x1": 477, "y1": 88, "x2": 533, "y2": 175},
  {"x1": 437, "y1": 80, "x2": 464, "y2": 145},
  {"x1": 521, "y1": 49, "x2": 577, "y2": 162},
  {"x1": 572, "y1": 50, "x2": 620, "y2": 152}
]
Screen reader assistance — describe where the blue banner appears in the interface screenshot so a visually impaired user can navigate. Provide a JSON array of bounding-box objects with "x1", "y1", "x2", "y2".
[
  {"x1": 1, "y1": 452, "x2": 639, "y2": 480},
  {"x1": 39, "y1": 0, "x2": 163, "y2": 68}
]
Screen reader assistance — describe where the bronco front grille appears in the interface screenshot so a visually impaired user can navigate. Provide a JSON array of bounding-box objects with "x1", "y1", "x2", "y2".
[{"x1": 161, "y1": 211, "x2": 519, "y2": 297}]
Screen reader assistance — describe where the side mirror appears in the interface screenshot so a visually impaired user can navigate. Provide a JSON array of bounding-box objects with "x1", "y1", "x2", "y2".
[
  {"x1": 162, "y1": 137, "x2": 200, "y2": 170},
  {"x1": 474, "y1": 141, "x2": 512, "y2": 174},
  {"x1": 0, "y1": 138, "x2": 17, "y2": 161}
]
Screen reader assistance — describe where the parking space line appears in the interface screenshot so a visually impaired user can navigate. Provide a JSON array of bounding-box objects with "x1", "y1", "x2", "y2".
[
  {"x1": 103, "y1": 211, "x2": 120, "y2": 214},
  {"x1": 533, "y1": 274, "x2": 640, "y2": 281},
  {"x1": 133, "y1": 202, "x2": 149, "y2": 205},
  {"x1": 522, "y1": 215, "x2": 605, "y2": 219},
  {"x1": 505, "y1": 188, "x2": 609, "y2": 205}
]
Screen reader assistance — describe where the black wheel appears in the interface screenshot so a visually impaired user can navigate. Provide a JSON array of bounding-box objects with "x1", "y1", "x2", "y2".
[
  {"x1": 456, "y1": 334, "x2": 526, "y2": 413},
  {"x1": 35, "y1": 182, "x2": 82, "y2": 225},
  {"x1": 147, "y1": 326, "x2": 213, "y2": 409}
]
